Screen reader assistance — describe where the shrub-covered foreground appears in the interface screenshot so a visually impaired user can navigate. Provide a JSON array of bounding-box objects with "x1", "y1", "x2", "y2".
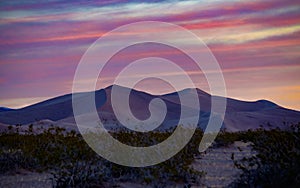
[
  {"x1": 1, "y1": 123, "x2": 300, "y2": 187},
  {"x1": 0, "y1": 125, "x2": 204, "y2": 187}
]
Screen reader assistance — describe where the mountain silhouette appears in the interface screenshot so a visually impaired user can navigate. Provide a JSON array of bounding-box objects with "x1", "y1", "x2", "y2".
[{"x1": 0, "y1": 85, "x2": 299, "y2": 132}]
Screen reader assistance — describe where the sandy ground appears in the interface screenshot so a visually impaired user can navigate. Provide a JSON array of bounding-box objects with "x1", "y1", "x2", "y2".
[
  {"x1": 192, "y1": 141, "x2": 255, "y2": 187},
  {"x1": 0, "y1": 171, "x2": 52, "y2": 188}
]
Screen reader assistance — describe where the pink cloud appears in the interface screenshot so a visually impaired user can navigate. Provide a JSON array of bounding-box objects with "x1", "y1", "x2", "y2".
[{"x1": 1, "y1": 0, "x2": 300, "y2": 110}]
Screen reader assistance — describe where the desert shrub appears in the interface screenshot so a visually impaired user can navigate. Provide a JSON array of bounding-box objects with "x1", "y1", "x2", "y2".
[
  {"x1": 0, "y1": 148, "x2": 38, "y2": 174},
  {"x1": 51, "y1": 159, "x2": 105, "y2": 188},
  {"x1": 0, "y1": 125, "x2": 205, "y2": 187},
  {"x1": 86, "y1": 128, "x2": 205, "y2": 187},
  {"x1": 231, "y1": 123, "x2": 300, "y2": 187},
  {"x1": 214, "y1": 131, "x2": 243, "y2": 147}
]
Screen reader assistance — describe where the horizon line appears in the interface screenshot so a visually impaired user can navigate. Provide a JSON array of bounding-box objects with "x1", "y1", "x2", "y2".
[{"x1": 1, "y1": 84, "x2": 295, "y2": 111}]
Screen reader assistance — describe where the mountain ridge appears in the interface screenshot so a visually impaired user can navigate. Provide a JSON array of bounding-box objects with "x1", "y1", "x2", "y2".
[
  {"x1": 1, "y1": 85, "x2": 285, "y2": 110},
  {"x1": 0, "y1": 85, "x2": 299, "y2": 132}
]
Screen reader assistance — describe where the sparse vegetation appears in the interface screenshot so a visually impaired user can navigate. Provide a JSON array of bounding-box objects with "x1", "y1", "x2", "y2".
[
  {"x1": 229, "y1": 123, "x2": 300, "y2": 187},
  {"x1": 2, "y1": 123, "x2": 300, "y2": 187},
  {"x1": 0, "y1": 125, "x2": 205, "y2": 187}
]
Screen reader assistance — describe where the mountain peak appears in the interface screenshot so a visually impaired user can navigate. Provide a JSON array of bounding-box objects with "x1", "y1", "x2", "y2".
[
  {"x1": 255, "y1": 99, "x2": 278, "y2": 108},
  {"x1": 0, "y1": 86, "x2": 299, "y2": 132}
]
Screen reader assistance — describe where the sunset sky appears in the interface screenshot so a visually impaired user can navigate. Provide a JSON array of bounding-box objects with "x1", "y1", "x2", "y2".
[{"x1": 0, "y1": 0, "x2": 300, "y2": 110}]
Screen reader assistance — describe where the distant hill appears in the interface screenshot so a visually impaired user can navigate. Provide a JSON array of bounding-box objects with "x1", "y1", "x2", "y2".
[
  {"x1": 0, "y1": 107, "x2": 14, "y2": 112},
  {"x1": 0, "y1": 85, "x2": 299, "y2": 132}
]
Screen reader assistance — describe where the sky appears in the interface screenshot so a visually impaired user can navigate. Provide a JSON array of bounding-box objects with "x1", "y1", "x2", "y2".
[{"x1": 0, "y1": 0, "x2": 300, "y2": 110}]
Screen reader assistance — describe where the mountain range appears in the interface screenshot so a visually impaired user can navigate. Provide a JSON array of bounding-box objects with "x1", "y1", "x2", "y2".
[{"x1": 0, "y1": 85, "x2": 299, "y2": 132}]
